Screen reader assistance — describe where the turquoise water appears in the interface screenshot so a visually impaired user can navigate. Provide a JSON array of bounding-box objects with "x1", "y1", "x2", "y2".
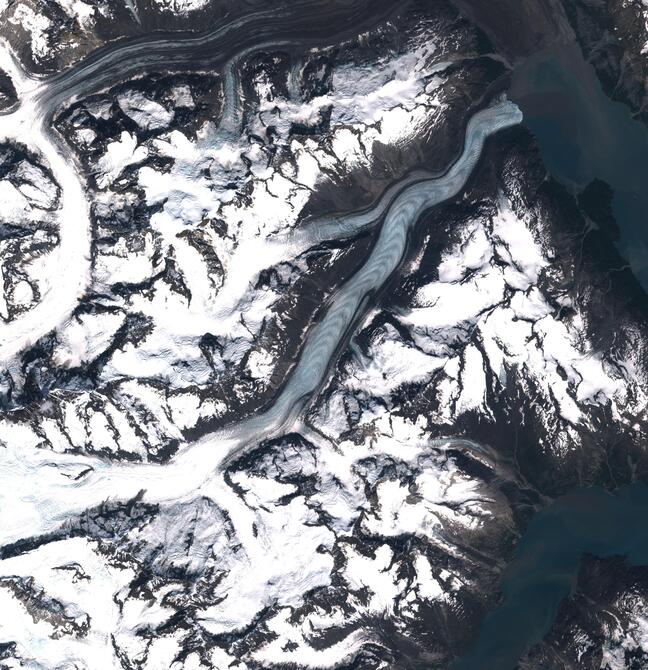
[
  {"x1": 509, "y1": 40, "x2": 648, "y2": 288},
  {"x1": 455, "y1": 483, "x2": 648, "y2": 669},
  {"x1": 455, "y1": 41, "x2": 648, "y2": 668}
]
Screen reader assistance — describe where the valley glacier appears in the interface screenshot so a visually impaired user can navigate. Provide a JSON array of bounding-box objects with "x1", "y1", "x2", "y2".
[{"x1": 1, "y1": 0, "x2": 648, "y2": 669}]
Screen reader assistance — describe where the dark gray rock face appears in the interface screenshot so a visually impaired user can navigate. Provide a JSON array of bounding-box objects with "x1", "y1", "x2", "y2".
[
  {"x1": 520, "y1": 555, "x2": 648, "y2": 669},
  {"x1": 561, "y1": 0, "x2": 648, "y2": 124}
]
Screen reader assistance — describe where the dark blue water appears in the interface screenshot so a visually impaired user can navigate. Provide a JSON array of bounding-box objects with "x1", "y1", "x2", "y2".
[
  {"x1": 509, "y1": 40, "x2": 648, "y2": 288},
  {"x1": 455, "y1": 483, "x2": 648, "y2": 669}
]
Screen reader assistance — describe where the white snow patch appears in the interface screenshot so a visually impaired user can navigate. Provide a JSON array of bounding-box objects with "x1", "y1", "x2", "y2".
[{"x1": 118, "y1": 91, "x2": 174, "y2": 131}]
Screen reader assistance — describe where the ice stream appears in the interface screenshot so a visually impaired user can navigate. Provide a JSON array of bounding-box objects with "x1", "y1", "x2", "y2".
[{"x1": 0, "y1": 99, "x2": 522, "y2": 554}]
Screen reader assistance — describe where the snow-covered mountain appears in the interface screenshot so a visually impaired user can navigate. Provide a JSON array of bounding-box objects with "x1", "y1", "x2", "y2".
[{"x1": 0, "y1": 0, "x2": 648, "y2": 668}]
